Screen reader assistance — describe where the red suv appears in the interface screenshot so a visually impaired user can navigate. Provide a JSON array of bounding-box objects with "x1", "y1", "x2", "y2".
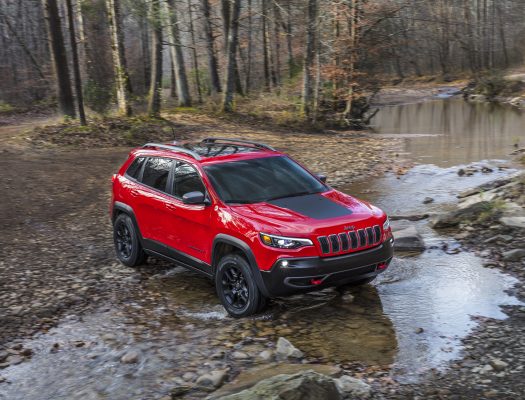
[{"x1": 110, "y1": 138, "x2": 394, "y2": 317}]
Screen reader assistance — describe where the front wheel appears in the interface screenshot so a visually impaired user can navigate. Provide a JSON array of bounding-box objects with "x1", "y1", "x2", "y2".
[{"x1": 215, "y1": 254, "x2": 267, "y2": 318}]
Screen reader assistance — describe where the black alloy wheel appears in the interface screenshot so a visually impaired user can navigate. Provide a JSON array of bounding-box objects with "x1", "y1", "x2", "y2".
[
  {"x1": 113, "y1": 213, "x2": 146, "y2": 267},
  {"x1": 215, "y1": 254, "x2": 267, "y2": 317},
  {"x1": 221, "y1": 265, "x2": 249, "y2": 310}
]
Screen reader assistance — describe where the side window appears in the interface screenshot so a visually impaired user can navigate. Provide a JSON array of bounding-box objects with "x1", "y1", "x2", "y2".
[
  {"x1": 142, "y1": 157, "x2": 173, "y2": 192},
  {"x1": 126, "y1": 157, "x2": 145, "y2": 180},
  {"x1": 173, "y1": 162, "x2": 206, "y2": 197}
]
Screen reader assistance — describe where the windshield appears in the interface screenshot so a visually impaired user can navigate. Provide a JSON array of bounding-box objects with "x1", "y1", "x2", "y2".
[{"x1": 203, "y1": 156, "x2": 327, "y2": 204}]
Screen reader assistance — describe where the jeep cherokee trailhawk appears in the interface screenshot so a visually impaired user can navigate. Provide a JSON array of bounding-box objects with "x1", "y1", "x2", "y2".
[{"x1": 110, "y1": 138, "x2": 394, "y2": 317}]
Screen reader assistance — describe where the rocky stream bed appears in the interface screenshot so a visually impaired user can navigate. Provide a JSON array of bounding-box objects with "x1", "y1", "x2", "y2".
[{"x1": 1, "y1": 96, "x2": 524, "y2": 399}]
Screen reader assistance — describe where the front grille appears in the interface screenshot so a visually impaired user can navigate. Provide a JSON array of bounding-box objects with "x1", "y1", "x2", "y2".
[
  {"x1": 329, "y1": 234, "x2": 340, "y2": 253},
  {"x1": 317, "y1": 225, "x2": 381, "y2": 255},
  {"x1": 339, "y1": 233, "x2": 349, "y2": 251},
  {"x1": 318, "y1": 236, "x2": 330, "y2": 253},
  {"x1": 358, "y1": 229, "x2": 366, "y2": 247}
]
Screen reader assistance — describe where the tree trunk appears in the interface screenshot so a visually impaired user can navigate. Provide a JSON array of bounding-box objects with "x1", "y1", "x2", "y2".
[
  {"x1": 272, "y1": 1, "x2": 281, "y2": 88},
  {"x1": 342, "y1": 0, "x2": 358, "y2": 121},
  {"x1": 223, "y1": 0, "x2": 241, "y2": 112},
  {"x1": 262, "y1": 0, "x2": 271, "y2": 91},
  {"x1": 245, "y1": 0, "x2": 253, "y2": 94},
  {"x1": 42, "y1": 0, "x2": 76, "y2": 118},
  {"x1": 285, "y1": 0, "x2": 294, "y2": 79},
  {"x1": 301, "y1": 0, "x2": 317, "y2": 120},
  {"x1": 106, "y1": 0, "x2": 132, "y2": 116},
  {"x1": 147, "y1": 0, "x2": 163, "y2": 117},
  {"x1": 139, "y1": 15, "x2": 151, "y2": 92},
  {"x1": 187, "y1": 0, "x2": 202, "y2": 103},
  {"x1": 200, "y1": 0, "x2": 221, "y2": 93},
  {"x1": 65, "y1": 0, "x2": 86, "y2": 125},
  {"x1": 165, "y1": 0, "x2": 191, "y2": 107}
]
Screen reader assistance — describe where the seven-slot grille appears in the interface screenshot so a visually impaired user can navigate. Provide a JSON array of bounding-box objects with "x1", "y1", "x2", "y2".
[{"x1": 317, "y1": 225, "x2": 382, "y2": 255}]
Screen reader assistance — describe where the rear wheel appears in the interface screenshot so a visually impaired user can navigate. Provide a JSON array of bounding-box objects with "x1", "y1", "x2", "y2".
[
  {"x1": 113, "y1": 213, "x2": 146, "y2": 267},
  {"x1": 215, "y1": 254, "x2": 266, "y2": 318}
]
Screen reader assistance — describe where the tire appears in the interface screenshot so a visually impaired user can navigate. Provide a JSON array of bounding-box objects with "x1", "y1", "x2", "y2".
[
  {"x1": 113, "y1": 213, "x2": 146, "y2": 267},
  {"x1": 215, "y1": 254, "x2": 267, "y2": 318},
  {"x1": 337, "y1": 276, "x2": 376, "y2": 293}
]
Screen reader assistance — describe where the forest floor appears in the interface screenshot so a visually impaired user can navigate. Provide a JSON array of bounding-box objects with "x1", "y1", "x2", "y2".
[{"x1": 0, "y1": 92, "x2": 524, "y2": 398}]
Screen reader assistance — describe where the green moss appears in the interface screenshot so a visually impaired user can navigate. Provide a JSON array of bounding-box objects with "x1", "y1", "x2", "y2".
[{"x1": 0, "y1": 101, "x2": 15, "y2": 113}]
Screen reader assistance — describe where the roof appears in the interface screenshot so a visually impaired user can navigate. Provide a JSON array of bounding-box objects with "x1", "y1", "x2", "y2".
[{"x1": 133, "y1": 137, "x2": 281, "y2": 164}]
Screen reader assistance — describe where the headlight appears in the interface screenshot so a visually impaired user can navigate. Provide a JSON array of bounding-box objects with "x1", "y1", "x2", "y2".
[
  {"x1": 383, "y1": 217, "x2": 390, "y2": 231},
  {"x1": 260, "y1": 233, "x2": 313, "y2": 249}
]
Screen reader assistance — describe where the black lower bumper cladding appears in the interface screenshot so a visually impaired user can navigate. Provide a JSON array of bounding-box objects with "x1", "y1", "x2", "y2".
[{"x1": 260, "y1": 238, "x2": 394, "y2": 297}]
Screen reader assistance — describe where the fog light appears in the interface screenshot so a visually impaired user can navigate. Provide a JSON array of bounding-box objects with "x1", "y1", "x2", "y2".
[
  {"x1": 377, "y1": 263, "x2": 388, "y2": 270},
  {"x1": 310, "y1": 278, "x2": 323, "y2": 285},
  {"x1": 280, "y1": 260, "x2": 289, "y2": 267}
]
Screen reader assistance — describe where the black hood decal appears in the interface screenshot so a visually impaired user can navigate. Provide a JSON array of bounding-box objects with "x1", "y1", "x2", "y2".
[{"x1": 268, "y1": 194, "x2": 352, "y2": 219}]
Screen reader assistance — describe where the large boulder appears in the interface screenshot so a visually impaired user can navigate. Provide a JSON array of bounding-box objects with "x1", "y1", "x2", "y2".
[
  {"x1": 214, "y1": 370, "x2": 341, "y2": 400},
  {"x1": 430, "y1": 192, "x2": 497, "y2": 228},
  {"x1": 209, "y1": 364, "x2": 342, "y2": 399},
  {"x1": 392, "y1": 225, "x2": 425, "y2": 252}
]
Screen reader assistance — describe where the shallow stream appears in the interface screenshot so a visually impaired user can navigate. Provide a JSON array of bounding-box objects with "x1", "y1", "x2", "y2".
[{"x1": 1, "y1": 95, "x2": 524, "y2": 398}]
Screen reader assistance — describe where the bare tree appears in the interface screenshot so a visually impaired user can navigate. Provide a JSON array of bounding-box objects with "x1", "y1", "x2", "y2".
[
  {"x1": 106, "y1": 0, "x2": 132, "y2": 116},
  {"x1": 301, "y1": 0, "x2": 317, "y2": 119},
  {"x1": 147, "y1": 0, "x2": 163, "y2": 117},
  {"x1": 200, "y1": 0, "x2": 221, "y2": 93},
  {"x1": 165, "y1": 0, "x2": 191, "y2": 107},
  {"x1": 65, "y1": 0, "x2": 86, "y2": 124},
  {"x1": 223, "y1": 0, "x2": 241, "y2": 112},
  {"x1": 42, "y1": 0, "x2": 76, "y2": 118}
]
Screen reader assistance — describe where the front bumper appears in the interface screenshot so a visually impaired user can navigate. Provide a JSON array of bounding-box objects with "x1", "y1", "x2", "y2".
[{"x1": 259, "y1": 238, "x2": 394, "y2": 297}]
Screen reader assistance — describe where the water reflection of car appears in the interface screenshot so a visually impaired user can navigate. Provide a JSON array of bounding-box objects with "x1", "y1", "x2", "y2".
[{"x1": 110, "y1": 138, "x2": 394, "y2": 317}]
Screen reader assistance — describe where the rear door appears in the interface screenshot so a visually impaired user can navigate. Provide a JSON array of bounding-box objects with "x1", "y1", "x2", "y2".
[{"x1": 131, "y1": 157, "x2": 174, "y2": 243}]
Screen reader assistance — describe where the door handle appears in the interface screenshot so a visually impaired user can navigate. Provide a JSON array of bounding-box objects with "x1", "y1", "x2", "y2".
[
  {"x1": 130, "y1": 190, "x2": 139, "y2": 197},
  {"x1": 165, "y1": 204, "x2": 177, "y2": 211}
]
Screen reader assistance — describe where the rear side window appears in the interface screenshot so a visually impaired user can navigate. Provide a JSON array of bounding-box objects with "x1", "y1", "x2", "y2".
[
  {"x1": 142, "y1": 157, "x2": 173, "y2": 192},
  {"x1": 172, "y1": 162, "x2": 206, "y2": 197},
  {"x1": 126, "y1": 157, "x2": 145, "y2": 180}
]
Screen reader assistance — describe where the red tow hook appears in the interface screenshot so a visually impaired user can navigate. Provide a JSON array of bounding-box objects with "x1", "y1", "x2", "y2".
[{"x1": 377, "y1": 262, "x2": 388, "y2": 270}]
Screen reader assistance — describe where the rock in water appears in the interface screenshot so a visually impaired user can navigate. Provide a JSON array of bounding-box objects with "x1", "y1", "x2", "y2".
[
  {"x1": 334, "y1": 375, "x2": 372, "y2": 399},
  {"x1": 120, "y1": 351, "x2": 139, "y2": 364},
  {"x1": 500, "y1": 216, "x2": 525, "y2": 229},
  {"x1": 431, "y1": 192, "x2": 497, "y2": 228},
  {"x1": 276, "y1": 337, "x2": 304, "y2": 359},
  {"x1": 502, "y1": 249, "x2": 525, "y2": 261},
  {"x1": 215, "y1": 370, "x2": 341, "y2": 400},
  {"x1": 392, "y1": 225, "x2": 425, "y2": 252},
  {"x1": 196, "y1": 369, "x2": 228, "y2": 390}
]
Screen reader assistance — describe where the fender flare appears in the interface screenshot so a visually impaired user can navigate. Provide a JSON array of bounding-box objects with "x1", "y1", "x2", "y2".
[
  {"x1": 112, "y1": 201, "x2": 144, "y2": 244},
  {"x1": 212, "y1": 234, "x2": 270, "y2": 298}
]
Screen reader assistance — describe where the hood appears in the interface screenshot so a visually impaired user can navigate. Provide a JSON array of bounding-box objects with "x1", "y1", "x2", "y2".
[{"x1": 228, "y1": 190, "x2": 384, "y2": 236}]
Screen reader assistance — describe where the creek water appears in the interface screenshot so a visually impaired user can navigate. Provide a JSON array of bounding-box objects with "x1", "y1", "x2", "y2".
[{"x1": 1, "y1": 96, "x2": 524, "y2": 399}]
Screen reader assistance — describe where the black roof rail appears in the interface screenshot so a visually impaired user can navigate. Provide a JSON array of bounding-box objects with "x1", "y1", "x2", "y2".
[
  {"x1": 201, "y1": 137, "x2": 276, "y2": 151},
  {"x1": 142, "y1": 143, "x2": 202, "y2": 160}
]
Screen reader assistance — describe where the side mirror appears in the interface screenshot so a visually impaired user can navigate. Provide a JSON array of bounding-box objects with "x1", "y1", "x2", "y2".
[
  {"x1": 317, "y1": 174, "x2": 327, "y2": 183},
  {"x1": 182, "y1": 191, "x2": 209, "y2": 205}
]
